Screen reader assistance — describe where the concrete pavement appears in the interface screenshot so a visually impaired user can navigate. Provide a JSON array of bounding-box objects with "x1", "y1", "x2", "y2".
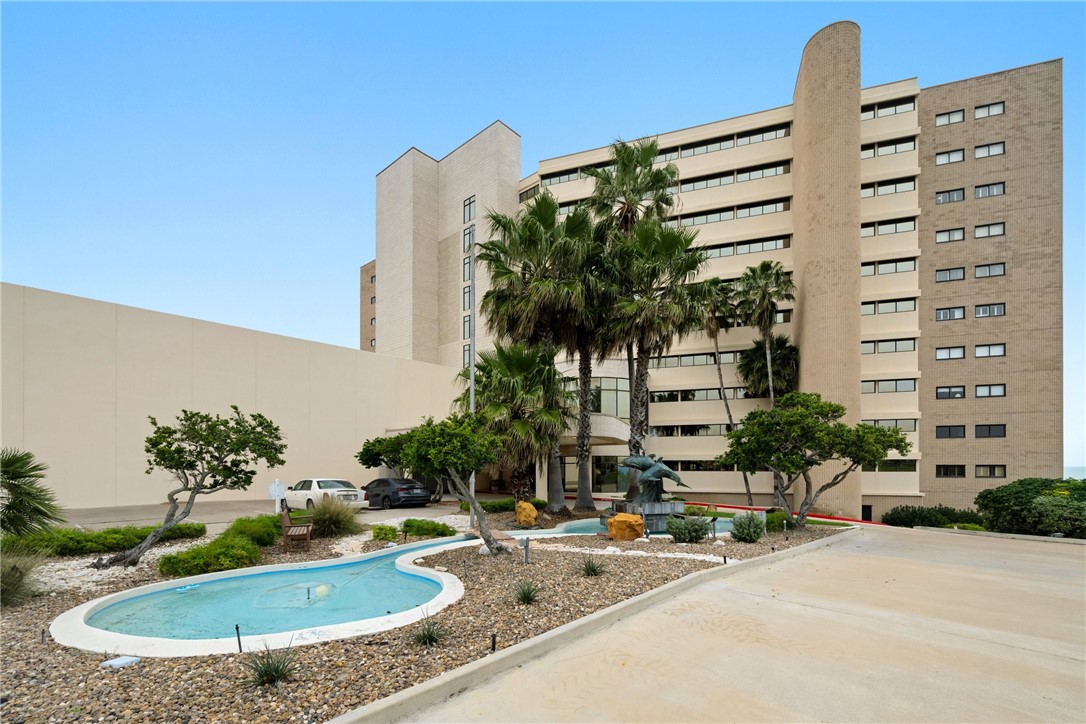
[{"x1": 361, "y1": 526, "x2": 1085, "y2": 723}]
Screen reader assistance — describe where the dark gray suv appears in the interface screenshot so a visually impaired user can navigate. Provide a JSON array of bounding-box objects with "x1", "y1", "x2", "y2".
[{"x1": 364, "y1": 478, "x2": 431, "y2": 509}]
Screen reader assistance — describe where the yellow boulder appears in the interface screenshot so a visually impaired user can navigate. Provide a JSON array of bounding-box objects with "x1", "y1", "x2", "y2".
[
  {"x1": 608, "y1": 512, "x2": 645, "y2": 541},
  {"x1": 515, "y1": 501, "x2": 538, "y2": 527}
]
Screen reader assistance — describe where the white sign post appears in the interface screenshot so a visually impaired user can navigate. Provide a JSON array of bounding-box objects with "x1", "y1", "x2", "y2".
[{"x1": 268, "y1": 479, "x2": 284, "y2": 514}]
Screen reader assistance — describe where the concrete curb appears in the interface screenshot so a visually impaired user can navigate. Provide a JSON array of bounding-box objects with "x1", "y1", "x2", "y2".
[
  {"x1": 914, "y1": 526, "x2": 1086, "y2": 544},
  {"x1": 330, "y1": 526, "x2": 862, "y2": 724}
]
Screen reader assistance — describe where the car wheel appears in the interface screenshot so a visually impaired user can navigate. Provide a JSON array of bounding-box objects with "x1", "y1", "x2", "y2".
[
  {"x1": 306, "y1": 499, "x2": 315, "y2": 510},
  {"x1": 381, "y1": 496, "x2": 392, "y2": 510}
]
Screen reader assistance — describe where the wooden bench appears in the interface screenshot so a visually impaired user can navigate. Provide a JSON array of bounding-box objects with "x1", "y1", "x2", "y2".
[{"x1": 280, "y1": 510, "x2": 313, "y2": 551}]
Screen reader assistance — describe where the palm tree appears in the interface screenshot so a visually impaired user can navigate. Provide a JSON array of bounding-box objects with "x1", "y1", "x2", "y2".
[
  {"x1": 477, "y1": 192, "x2": 598, "y2": 512},
  {"x1": 0, "y1": 448, "x2": 64, "y2": 536},
  {"x1": 735, "y1": 260, "x2": 796, "y2": 404},
  {"x1": 609, "y1": 221, "x2": 706, "y2": 457},
  {"x1": 454, "y1": 343, "x2": 575, "y2": 502},
  {"x1": 737, "y1": 335, "x2": 800, "y2": 399}
]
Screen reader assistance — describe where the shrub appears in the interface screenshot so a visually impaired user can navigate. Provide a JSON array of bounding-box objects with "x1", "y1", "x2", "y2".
[
  {"x1": 976, "y1": 478, "x2": 1086, "y2": 534},
  {"x1": 684, "y1": 505, "x2": 707, "y2": 517},
  {"x1": 0, "y1": 541, "x2": 46, "y2": 606},
  {"x1": 310, "y1": 498, "x2": 363, "y2": 539},
  {"x1": 730, "y1": 512, "x2": 765, "y2": 543},
  {"x1": 765, "y1": 511, "x2": 790, "y2": 532},
  {"x1": 412, "y1": 615, "x2": 449, "y2": 647},
  {"x1": 158, "y1": 533, "x2": 261, "y2": 577},
  {"x1": 372, "y1": 524, "x2": 398, "y2": 542},
  {"x1": 666, "y1": 516, "x2": 712, "y2": 543},
  {"x1": 943, "y1": 523, "x2": 986, "y2": 532},
  {"x1": 244, "y1": 644, "x2": 296, "y2": 687},
  {"x1": 401, "y1": 519, "x2": 457, "y2": 538},
  {"x1": 4, "y1": 522, "x2": 207, "y2": 557},
  {"x1": 458, "y1": 498, "x2": 547, "y2": 513},
  {"x1": 580, "y1": 555, "x2": 605, "y2": 577},
  {"x1": 1022, "y1": 495, "x2": 1086, "y2": 539},
  {"x1": 514, "y1": 580, "x2": 541, "y2": 605},
  {"x1": 227, "y1": 516, "x2": 279, "y2": 546},
  {"x1": 881, "y1": 505, "x2": 984, "y2": 529}
]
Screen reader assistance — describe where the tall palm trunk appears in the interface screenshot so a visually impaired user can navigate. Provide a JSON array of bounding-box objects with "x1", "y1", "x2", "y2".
[
  {"x1": 546, "y1": 447, "x2": 565, "y2": 514},
  {"x1": 712, "y1": 337, "x2": 753, "y2": 506},
  {"x1": 629, "y1": 341, "x2": 651, "y2": 456},
  {"x1": 763, "y1": 330, "x2": 776, "y2": 404},
  {"x1": 574, "y1": 338, "x2": 596, "y2": 511}
]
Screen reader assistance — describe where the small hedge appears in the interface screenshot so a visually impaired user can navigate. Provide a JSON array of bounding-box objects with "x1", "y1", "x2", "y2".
[
  {"x1": 372, "y1": 524, "x2": 398, "y2": 542},
  {"x1": 227, "y1": 516, "x2": 279, "y2": 546},
  {"x1": 975, "y1": 477, "x2": 1086, "y2": 536},
  {"x1": 666, "y1": 516, "x2": 711, "y2": 543},
  {"x1": 401, "y1": 519, "x2": 457, "y2": 538},
  {"x1": 157, "y1": 515, "x2": 277, "y2": 577},
  {"x1": 1, "y1": 522, "x2": 207, "y2": 557},
  {"x1": 882, "y1": 505, "x2": 985, "y2": 529},
  {"x1": 458, "y1": 498, "x2": 547, "y2": 513},
  {"x1": 730, "y1": 512, "x2": 765, "y2": 543}
]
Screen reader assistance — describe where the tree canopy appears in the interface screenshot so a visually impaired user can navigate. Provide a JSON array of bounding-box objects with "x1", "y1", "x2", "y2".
[
  {"x1": 721, "y1": 392, "x2": 910, "y2": 526},
  {"x1": 356, "y1": 430, "x2": 415, "y2": 478}
]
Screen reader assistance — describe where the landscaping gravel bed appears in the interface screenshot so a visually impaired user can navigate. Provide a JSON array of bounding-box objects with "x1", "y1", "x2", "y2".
[{"x1": 0, "y1": 519, "x2": 845, "y2": 723}]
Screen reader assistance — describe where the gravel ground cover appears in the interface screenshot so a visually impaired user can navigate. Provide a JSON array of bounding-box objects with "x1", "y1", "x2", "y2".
[{"x1": 0, "y1": 515, "x2": 843, "y2": 723}]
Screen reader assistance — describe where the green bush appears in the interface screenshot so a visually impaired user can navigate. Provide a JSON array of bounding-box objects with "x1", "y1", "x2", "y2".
[
  {"x1": 158, "y1": 533, "x2": 261, "y2": 577},
  {"x1": 665, "y1": 516, "x2": 712, "y2": 543},
  {"x1": 0, "y1": 541, "x2": 46, "y2": 606},
  {"x1": 458, "y1": 498, "x2": 547, "y2": 513},
  {"x1": 975, "y1": 478, "x2": 1086, "y2": 535},
  {"x1": 684, "y1": 505, "x2": 707, "y2": 517},
  {"x1": 3, "y1": 522, "x2": 207, "y2": 557},
  {"x1": 765, "y1": 511, "x2": 790, "y2": 532},
  {"x1": 401, "y1": 519, "x2": 457, "y2": 538},
  {"x1": 881, "y1": 505, "x2": 984, "y2": 529},
  {"x1": 943, "y1": 523, "x2": 987, "y2": 532},
  {"x1": 1022, "y1": 495, "x2": 1086, "y2": 539},
  {"x1": 730, "y1": 512, "x2": 765, "y2": 543},
  {"x1": 372, "y1": 524, "x2": 398, "y2": 542},
  {"x1": 244, "y1": 644, "x2": 296, "y2": 687},
  {"x1": 310, "y1": 498, "x2": 363, "y2": 539},
  {"x1": 227, "y1": 516, "x2": 279, "y2": 546}
]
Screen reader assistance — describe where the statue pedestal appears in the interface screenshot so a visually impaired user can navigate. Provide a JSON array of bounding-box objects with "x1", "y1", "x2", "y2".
[{"x1": 600, "y1": 500, "x2": 686, "y2": 534}]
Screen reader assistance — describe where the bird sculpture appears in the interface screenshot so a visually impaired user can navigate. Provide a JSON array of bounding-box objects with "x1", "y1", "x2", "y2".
[{"x1": 619, "y1": 455, "x2": 688, "y2": 503}]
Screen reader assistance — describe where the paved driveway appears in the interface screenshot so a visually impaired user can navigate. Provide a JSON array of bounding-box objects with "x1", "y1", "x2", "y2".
[{"x1": 400, "y1": 526, "x2": 1085, "y2": 723}]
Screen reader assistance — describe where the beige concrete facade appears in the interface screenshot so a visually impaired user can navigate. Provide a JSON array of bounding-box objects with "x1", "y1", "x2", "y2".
[
  {"x1": 374, "y1": 22, "x2": 1063, "y2": 519},
  {"x1": 1, "y1": 284, "x2": 459, "y2": 509},
  {"x1": 359, "y1": 259, "x2": 376, "y2": 351}
]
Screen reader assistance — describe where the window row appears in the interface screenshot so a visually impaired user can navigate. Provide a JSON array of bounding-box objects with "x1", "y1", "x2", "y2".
[
  {"x1": 671, "y1": 198, "x2": 790, "y2": 228},
  {"x1": 679, "y1": 161, "x2": 790, "y2": 193},
  {"x1": 937, "y1": 384, "x2": 1006, "y2": 399},
  {"x1": 935, "y1": 102, "x2": 1004, "y2": 126},
  {"x1": 861, "y1": 459, "x2": 918, "y2": 473},
  {"x1": 861, "y1": 258, "x2": 915, "y2": 276},
  {"x1": 861, "y1": 97, "x2": 915, "y2": 120},
  {"x1": 939, "y1": 424, "x2": 1007, "y2": 438},
  {"x1": 935, "y1": 184, "x2": 1006, "y2": 203},
  {"x1": 936, "y1": 464, "x2": 1006, "y2": 478},
  {"x1": 861, "y1": 217, "x2": 916, "y2": 237},
  {"x1": 937, "y1": 343, "x2": 1005, "y2": 359},
  {"x1": 861, "y1": 177, "x2": 915, "y2": 198},
  {"x1": 861, "y1": 298, "x2": 916, "y2": 316},
  {"x1": 936, "y1": 267, "x2": 1007, "y2": 285},
  {"x1": 657, "y1": 460, "x2": 736, "y2": 472},
  {"x1": 861, "y1": 418, "x2": 918, "y2": 432},
  {"x1": 861, "y1": 338, "x2": 915, "y2": 355},
  {"x1": 519, "y1": 185, "x2": 540, "y2": 202},
  {"x1": 654, "y1": 124, "x2": 792, "y2": 164},
  {"x1": 650, "y1": 387, "x2": 747, "y2": 403},
  {"x1": 652, "y1": 424, "x2": 736, "y2": 438},
  {"x1": 649, "y1": 352, "x2": 729, "y2": 369},
  {"x1": 861, "y1": 379, "x2": 916, "y2": 394},
  {"x1": 861, "y1": 137, "x2": 915, "y2": 159},
  {"x1": 935, "y1": 143, "x2": 1005, "y2": 165},
  {"x1": 700, "y1": 236, "x2": 790, "y2": 260}
]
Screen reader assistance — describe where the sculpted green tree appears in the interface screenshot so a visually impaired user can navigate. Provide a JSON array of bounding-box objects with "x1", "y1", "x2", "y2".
[
  {"x1": 91, "y1": 406, "x2": 286, "y2": 568},
  {"x1": 736, "y1": 335, "x2": 800, "y2": 399},
  {"x1": 400, "y1": 415, "x2": 509, "y2": 554},
  {"x1": 720, "y1": 392, "x2": 910, "y2": 527},
  {"x1": 0, "y1": 448, "x2": 65, "y2": 536},
  {"x1": 478, "y1": 192, "x2": 600, "y2": 512},
  {"x1": 735, "y1": 260, "x2": 796, "y2": 404},
  {"x1": 356, "y1": 431, "x2": 414, "y2": 478},
  {"x1": 454, "y1": 342, "x2": 575, "y2": 503}
]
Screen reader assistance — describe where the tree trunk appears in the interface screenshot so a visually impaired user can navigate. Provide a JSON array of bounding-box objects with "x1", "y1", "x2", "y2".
[
  {"x1": 91, "y1": 487, "x2": 202, "y2": 568},
  {"x1": 510, "y1": 466, "x2": 532, "y2": 504},
  {"x1": 447, "y1": 470, "x2": 509, "y2": 555},
  {"x1": 713, "y1": 336, "x2": 753, "y2": 506},
  {"x1": 545, "y1": 446, "x2": 567, "y2": 514},
  {"x1": 633, "y1": 342, "x2": 651, "y2": 454},
  {"x1": 625, "y1": 341, "x2": 637, "y2": 455},
  {"x1": 574, "y1": 339, "x2": 596, "y2": 511},
  {"x1": 764, "y1": 332, "x2": 776, "y2": 404}
]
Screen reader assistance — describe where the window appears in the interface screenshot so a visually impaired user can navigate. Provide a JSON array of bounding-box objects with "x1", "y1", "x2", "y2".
[
  {"x1": 680, "y1": 135, "x2": 733, "y2": 158},
  {"x1": 463, "y1": 225, "x2": 475, "y2": 253},
  {"x1": 682, "y1": 171, "x2": 734, "y2": 192},
  {"x1": 975, "y1": 142, "x2": 1005, "y2": 159},
  {"x1": 463, "y1": 286, "x2": 471, "y2": 311},
  {"x1": 935, "y1": 149, "x2": 964, "y2": 165},
  {"x1": 975, "y1": 303, "x2": 1005, "y2": 318},
  {"x1": 976, "y1": 384, "x2": 1006, "y2": 398},
  {"x1": 736, "y1": 125, "x2": 789, "y2": 146},
  {"x1": 975, "y1": 223, "x2": 1005, "y2": 238},
  {"x1": 936, "y1": 267, "x2": 965, "y2": 283},
  {"x1": 735, "y1": 199, "x2": 789, "y2": 219},
  {"x1": 975, "y1": 182, "x2": 1005, "y2": 198},
  {"x1": 936, "y1": 425, "x2": 965, "y2": 439},
  {"x1": 976, "y1": 424, "x2": 1006, "y2": 438},
  {"x1": 936, "y1": 228, "x2": 965, "y2": 244},
  {"x1": 862, "y1": 299, "x2": 916, "y2": 316},
  {"x1": 936, "y1": 386, "x2": 966, "y2": 399},
  {"x1": 370, "y1": 275, "x2": 376, "y2": 283},
  {"x1": 976, "y1": 465, "x2": 1007, "y2": 478},
  {"x1": 975, "y1": 102, "x2": 1005, "y2": 119},
  {"x1": 701, "y1": 236, "x2": 790, "y2": 259},
  {"x1": 541, "y1": 170, "x2": 579, "y2": 187},
  {"x1": 649, "y1": 352, "x2": 720, "y2": 369},
  {"x1": 369, "y1": 296, "x2": 375, "y2": 304},
  {"x1": 463, "y1": 315, "x2": 471, "y2": 340},
  {"x1": 861, "y1": 218, "x2": 916, "y2": 237},
  {"x1": 462, "y1": 345, "x2": 471, "y2": 368},
  {"x1": 936, "y1": 189, "x2": 964, "y2": 204},
  {"x1": 862, "y1": 178, "x2": 916, "y2": 198},
  {"x1": 655, "y1": 148, "x2": 679, "y2": 163},
  {"x1": 462, "y1": 196, "x2": 476, "y2": 223},
  {"x1": 936, "y1": 346, "x2": 965, "y2": 360},
  {"x1": 861, "y1": 379, "x2": 916, "y2": 394},
  {"x1": 936, "y1": 306, "x2": 965, "y2": 321},
  {"x1": 370, "y1": 339, "x2": 375, "y2": 348},
  {"x1": 861, "y1": 97, "x2": 915, "y2": 120},
  {"x1": 861, "y1": 419, "x2": 918, "y2": 433},
  {"x1": 519, "y1": 185, "x2": 540, "y2": 202},
  {"x1": 735, "y1": 162, "x2": 789, "y2": 183},
  {"x1": 462, "y1": 256, "x2": 472, "y2": 282},
  {"x1": 861, "y1": 137, "x2": 916, "y2": 159},
  {"x1": 876, "y1": 459, "x2": 918, "y2": 473},
  {"x1": 976, "y1": 344, "x2": 1006, "y2": 358},
  {"x1": 975, "y1": 263, "x2": 1006, "y2": 278},
  {"x1": 370, "y1": 317, "x2": 376, "y2": 327},
  {"x1": 677, "y1": 199, "x2": 789, "y2": 227},
  {"x1": 935, "y1": 109, "x2": 964, "y2": 126},
  {"x1": 861, "y1": 259, "x2": 916, "y2": 276},
  {"x1": 936, "y1": 465, "x2": 966, "y2": 478},
  {"x1": 861, "y1": 338, "x2": 916, "y2": 354}
]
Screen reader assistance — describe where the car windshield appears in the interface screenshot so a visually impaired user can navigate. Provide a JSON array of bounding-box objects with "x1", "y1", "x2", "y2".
[{"x1": 318, "y1": 480, "x2": 355, "y2": 490}]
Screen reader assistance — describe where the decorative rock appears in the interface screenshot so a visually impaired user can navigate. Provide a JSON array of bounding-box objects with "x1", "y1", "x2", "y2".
[
  {"x1": 607, "y1": 513, "x2": 645, "y2": 541},
  {"x1": 478, "y1": 545, "x2": 493, "y2": 555},
  {"x1": 515, "y1": 501, "x2": 538, "y2": 527},
  {"x1": 434, "y1": 566, "x2": 448, "y2": 572}
]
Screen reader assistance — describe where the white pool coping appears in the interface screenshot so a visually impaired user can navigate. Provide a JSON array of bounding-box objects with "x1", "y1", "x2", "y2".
[{"x1": 49, "y1": 536, "x2": 478, "y2": 658}]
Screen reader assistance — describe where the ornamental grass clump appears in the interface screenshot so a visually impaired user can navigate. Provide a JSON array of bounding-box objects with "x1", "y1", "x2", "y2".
[
  {"x1": 412, "y1": 615, "x2": 449, "y2": 648},
  {"x1": 310, "y1": 497, "x2": 363, "y2": 538},
  {"x1": 244, "y1": 644, "x2": 297, "y2": 687},
  {"x1": 514, "y1": 580, "x2": 541, "y2": 605},
  {"x1": 580, "y1": 555, "x2": 605, "y2": 577},
  {"x1": 730, "y1": 512, "x2": 765, "y2": 543},
  {"x1": 0, "y1": 541, "x2": 46, "y2": 606}
]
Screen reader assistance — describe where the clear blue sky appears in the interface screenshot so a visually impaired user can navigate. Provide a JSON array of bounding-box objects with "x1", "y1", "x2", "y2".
[{"x1": 3, "y1": 2, "x2": 1083, "y2": 464}]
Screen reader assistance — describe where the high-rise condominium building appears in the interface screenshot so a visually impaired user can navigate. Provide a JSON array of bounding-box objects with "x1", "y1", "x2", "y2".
[{"x1": 366, "y1": 22, "x2": 1063, "y2": 520}]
